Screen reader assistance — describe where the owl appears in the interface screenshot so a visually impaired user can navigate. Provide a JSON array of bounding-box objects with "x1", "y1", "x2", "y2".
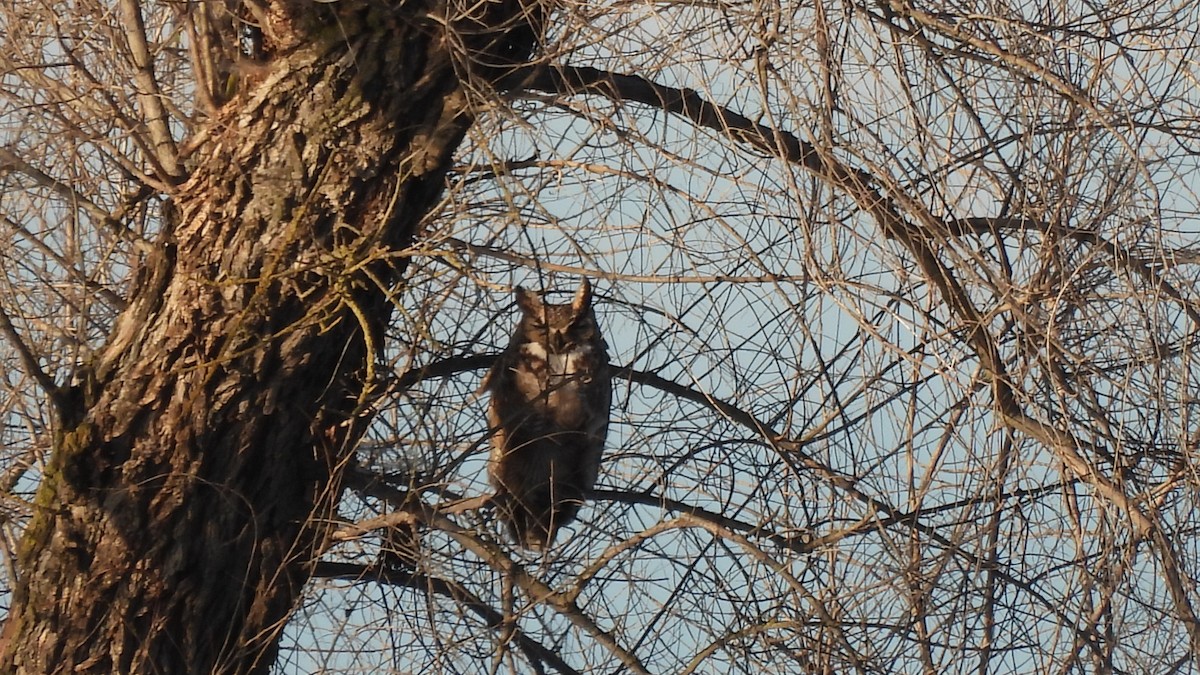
[{"x1": 482, "y1": 279, "x2": 611, "y2": 549}]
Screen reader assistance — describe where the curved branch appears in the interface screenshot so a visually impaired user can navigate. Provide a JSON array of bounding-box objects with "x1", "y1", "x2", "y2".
[
  {"x1": 313, "y1": 561, "x2": 580, "y2": 675},
  {"x1": 390, "y1": 353, "x2": 495, "y2": 393},
  {"x1": 344, "y1": 469, "x2": 652, "y2": 675},
  {"x1": 361, "y1": 357, "x2": 1109, "y2": 663},
  {"x1": 371, "y1": 350, "x2": 1116, "y2": 661},
  {"x1": 518, "y1": 63, "x2": 1200, "y2": 652}
]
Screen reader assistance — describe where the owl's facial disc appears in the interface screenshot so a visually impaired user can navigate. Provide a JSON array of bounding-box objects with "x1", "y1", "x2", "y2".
[{"x1": 549, "y1": 327, "x2": 570, "y2": 352}]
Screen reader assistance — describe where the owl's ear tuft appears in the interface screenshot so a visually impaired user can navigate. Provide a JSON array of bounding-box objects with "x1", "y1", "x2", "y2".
[
  {"x1": 571, "y1": 278, "x2": 593, "y2": 314},
  {"x1": 515, "y1": 287, "x2": 542, "y2": 313}
]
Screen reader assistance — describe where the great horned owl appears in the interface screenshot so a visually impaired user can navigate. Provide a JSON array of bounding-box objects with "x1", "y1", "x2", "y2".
[{"x1": 482, "y1": 279, "x2": 611, "y2": 549}]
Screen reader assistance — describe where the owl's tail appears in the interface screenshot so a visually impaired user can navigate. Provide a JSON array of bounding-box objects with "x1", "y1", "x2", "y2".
[
  {"x1": 497, "y1": 491, "x2": 584, "y2": 550},
  {"x1": 504, "y1": 498, "x2": 553, "y2": 550}
]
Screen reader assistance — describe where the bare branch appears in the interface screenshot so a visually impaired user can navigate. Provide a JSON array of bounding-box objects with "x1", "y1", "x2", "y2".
[
  {"x1": 313, "y1": 561, "x2": 582, "y2": 675},
  {"x1": 117, "y1": 0, "x2": 181, "y2": 180}
]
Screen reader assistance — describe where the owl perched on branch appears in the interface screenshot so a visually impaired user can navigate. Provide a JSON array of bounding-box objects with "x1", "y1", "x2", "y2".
[{"x1": 482, "y1": 279, "x2": 612, "y2": 549}]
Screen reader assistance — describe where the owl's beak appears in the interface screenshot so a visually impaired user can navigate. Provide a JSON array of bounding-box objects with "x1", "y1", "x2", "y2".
[{"x1": 550, "y1": 329, "x2": 569, "y2": 352}]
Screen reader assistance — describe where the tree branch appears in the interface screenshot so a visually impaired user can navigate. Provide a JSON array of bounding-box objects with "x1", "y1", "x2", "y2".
[
  {"x1": 117, "y1": 0, "x2": 181, "y2": 181},
  {"x1": 343, "y1": 467, "x2": 652, "y2": 675},
  {"x1": 519, "y1": 63, "x2": 1200, "y2": 650},
  {"x1": 0, "y1": 303, "x2": 63, "y2": 410},
  {"x1": 313, "y1": 561, "x2": 580, "y2": 675}
]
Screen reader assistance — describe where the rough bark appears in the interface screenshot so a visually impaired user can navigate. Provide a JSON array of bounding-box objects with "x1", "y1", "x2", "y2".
[{"x1": 0, "y1": 1, "x2": 542, "y2": 672}]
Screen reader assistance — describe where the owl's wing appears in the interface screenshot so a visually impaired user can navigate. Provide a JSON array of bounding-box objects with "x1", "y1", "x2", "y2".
[
  {"x1": 477, "y1": 349, "x2": 515, "y2": 395},
  {"x1": 588, "y1": 356, "x2": 613, "y2": 427},
  {"x1": 572, "y1": 358, "x2": 612, "y2": 489}
]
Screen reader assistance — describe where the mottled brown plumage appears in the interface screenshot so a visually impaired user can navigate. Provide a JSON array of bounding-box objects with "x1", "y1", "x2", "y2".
[{"x1": 482, "y1": 279, "x2": 611, "y2": 549}]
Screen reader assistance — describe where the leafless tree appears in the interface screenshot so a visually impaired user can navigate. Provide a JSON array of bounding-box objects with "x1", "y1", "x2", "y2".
[{"x1": 2, "y1": 0, "x2": 1199, "y2": 673}]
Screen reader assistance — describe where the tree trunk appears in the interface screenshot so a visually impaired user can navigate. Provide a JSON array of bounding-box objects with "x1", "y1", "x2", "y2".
[{"x1": 0, "y1": 1, "x2": 540, "y2": 672}]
